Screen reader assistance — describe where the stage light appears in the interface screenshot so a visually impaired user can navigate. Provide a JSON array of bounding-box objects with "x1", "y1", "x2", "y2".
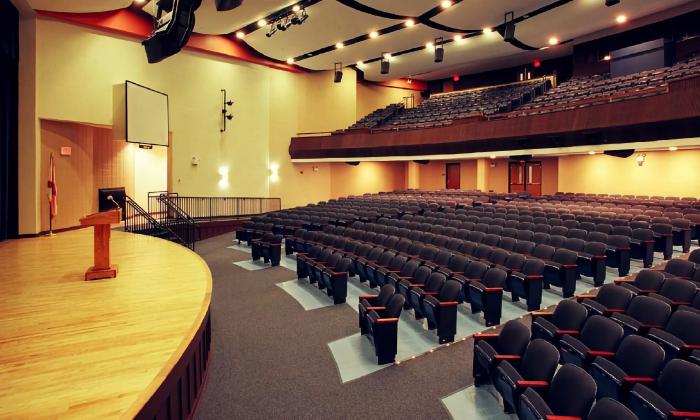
[
  {"x1": 616, "y1": 14, "x2": 627, "y2": 23},
  {"x1": 669, "y1": 146, "x2": 678, "y2": 151},
  {"x1": 335, "y1": 42, "x2": 344, "y2": 49},
  {"x1": 286, "y1": 57, "x2": 294, "y2": 64},
  {"x1": 333, "y1": 62, "x2": 343, "y2": 83},
  {"x1": 603, "y1": 54, "x2": 611, "y2": 61},
  {"x1": 405, "y1": 19, "x2": 415, "y2": 27},
  {"x1": 257, "y1": 19, "x2": 267, "y2": 27},
  {"x1": 235, "y1": 31, "x2": 245, "y2": 39},
  {"x1": 266, "y1": 26, "x2": 277, "y2": 37},
  {"x1": 292, "y1": 4, "x2": 301, "y2": 12},
  {"x1": 369, "y1": 31, "x2": 379, "y2": 39},
  {"x1": 441, "y1": 0, "x2": 452, "y2": 8},
  {"x1": 490, "y1": 155, "x2": 496, "y2": 159},
  {"x1": 503, "y1": 11, "x2": 515, "y2": 42},
  {"x1": 548, "y1": 36, "x2": 559, "y2": 46},
  {"x1": 482, "y1": 27, "x2": 493, "y2": 34}
]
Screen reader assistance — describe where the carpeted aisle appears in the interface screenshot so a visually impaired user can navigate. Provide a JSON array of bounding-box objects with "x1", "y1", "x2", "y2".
[{"x1": 194, "y1": 233, "x2": 479, "y2": 419}]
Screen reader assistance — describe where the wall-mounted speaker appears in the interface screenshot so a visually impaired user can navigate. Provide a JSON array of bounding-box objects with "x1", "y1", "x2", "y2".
[
  {"x1": 380, "y1": 60, "x2": 390, "y2": 74},
  {"x1": 503, "y1": 22, "x2": 515, "y2": 42},
  {"x1": 434, "y1": 47, "x2": 444, "y2": 63},
  {"x1": 604, "y1": 149, "x2": 635, "y2": 158},
  {"x1": 334, "y1": 70, "x2": 343, "y2": 83}
]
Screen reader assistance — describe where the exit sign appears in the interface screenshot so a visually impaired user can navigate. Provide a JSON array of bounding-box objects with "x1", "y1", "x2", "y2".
[{"x1": 60, "y1": 147, "x2": 72, "y2": 156}]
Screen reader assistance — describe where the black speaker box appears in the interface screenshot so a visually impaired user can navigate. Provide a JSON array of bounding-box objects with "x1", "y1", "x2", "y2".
[
  {"x1": 334, "y1": 70, "x2": 343, "y2": 83},
  {"x1": 604, "y1": 149, "x2": 635, "y2": 158},
  {"x1": 434, "y1": 47, "x2": 444, "y2": 63},
  {"x1": 143, "y1": 0, "x2": 202, "y2": 63},
  {"x1": 381, "y1": 60, "x2": 390, "y2": 74},
  {"x1": 503, "y1": 22, "x2": 515, "y2": 42}
]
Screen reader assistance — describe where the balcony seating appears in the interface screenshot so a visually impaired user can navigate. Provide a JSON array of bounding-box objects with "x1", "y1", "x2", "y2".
[
  {"x1": 531, "y1": 299, "x2": 588, "y2": 345},
  {"x1": 473, "y1": 320, "x2": 531, "y2": 386},
  {"x1": 628, "y1": 359, "x2": 700, "y2": 420},
  {"x1": 517, "y1": 364, "x2": 597, "y2": 420},
  {"x1": 493, "y1": 338, "x2": 560, "y2": 414},
  {"x1": 589, "y1": 335, "x2": 666, "y2": 402}
]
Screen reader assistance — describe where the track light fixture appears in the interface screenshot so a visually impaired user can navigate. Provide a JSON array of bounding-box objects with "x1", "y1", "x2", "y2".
[
  {"x1": 503, "y1": 11, "x2": 515, "y2": 42},
  {"x1": 434, "y1": 37, "x2": 444, "y2": 63},
  {"x1": 380, "y1": 53, "x2": 390, "y2": 74},
  {"x1": 220, "y1": 89, "x2": 234, "y2": 133},
  {"x1": 265, "y1": 8, "x2": 308, "y2": 38}
]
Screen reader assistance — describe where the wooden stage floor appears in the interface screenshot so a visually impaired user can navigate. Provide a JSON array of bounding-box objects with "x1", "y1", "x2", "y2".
[{"x1": 0, "y1": 229, "x2": 212, "y2": 418}]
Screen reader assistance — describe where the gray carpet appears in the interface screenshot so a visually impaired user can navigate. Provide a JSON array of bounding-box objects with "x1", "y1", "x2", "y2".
[{"x1": 193, "y1": 233, "x2": 493, "y2": 419}]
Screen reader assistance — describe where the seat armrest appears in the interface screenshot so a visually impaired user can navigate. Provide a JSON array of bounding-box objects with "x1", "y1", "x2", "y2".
[
  {"x1": 365, "y1": 306, "x2": 385, "y2": 311},
  {"x1": 374, "y1": 317, "x2": 399, "y2": 324},
  {"x1": 670, "y1": 412, "x2": 700, "y2": 419},
  {"x1": 623, "y1": 377, "x2": 655, "y2": 383},
  {"x1": 494, "y1": 355, "x2": 521, "y2": 360},
  {"x1": 556, "y1": 329, "x2": 580, "y2": 335},
  {"x1": 587, "y1": 350, "x2": 615, "y2": 357},
  {"x1": 576, "y1": 294, "x2": 596, "y2": 301},
  {"x1": 546, "y1": 416, "x2": 582, "y2": 420},
  {"x1": 532, "y1": 311, "x2": 553, "y2": 317},
  {"x1": 517, "y1": 380, "x2": 549, "y2": 388},
  {"x1": 359, "y1": 294, "x2": 378, "y2": 299},
  {"x1": 484, "y1": 287, "x2": 504, "y2": 292},
  {"x1": 473, "y1": 332, "x2": 499, "y2": 340},
  {"x1": 438, "y1": 301, "x2": 459, "y2": 307}
]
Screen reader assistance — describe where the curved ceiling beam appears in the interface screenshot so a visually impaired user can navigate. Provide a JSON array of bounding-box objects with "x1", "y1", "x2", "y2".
[{"x1": 334, "y1": 0, "x2": 407, "y2": 20}]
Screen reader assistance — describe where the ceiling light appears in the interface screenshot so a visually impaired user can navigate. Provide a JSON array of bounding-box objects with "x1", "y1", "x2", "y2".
[
  {"x1": 490, "y1": 155, "x2": 496, "y2": 159},
  {"x1": 383, "y1": 52, "x2": 392, "y2": 60},
  {"x1": 133, "y1": 0, "x2": 146, "y2": 3},
  {"x1": 616, "y1": 14, "x2": 627, "y2": 23},
  {"x1": 257, "y1": 19, "x2": 267, "y2": 27},
  {"x1": 441, "y1": 0, "x2": 453, "y2": 8},
  {"x1": 235, "y1": 31, "x2": 245, "y2": 39},
  {"x1": 669, "y1": 146, "x2": 678, "y2": 151},
  {"x1": 335, "y1": 42, "x2": 344, "y2": 49},
  {"x1": 482, "y1": 27, "x2": 493, "y2": 34},
  {"x1": 356, "y1": 60, "x2": 364, "y2": 67},
  {"x1": 369, "y1": 31, "x2": 379, "y2": 39},
  {"x1": 453, "y1": 34, "x2": 463, "y2": 42},
  {"x1": 603, "y1": 54, "x2": 611, "y2": 61},
  {"x1": 405, "y1": 19, "x2": 415, "y2": 27},
  {"x1": 292, "y1": 4, "x2": 301, "y2": 12},
  {"x1": 425, "y1": 42, "x2": 434, "y2": 50},
  {"x1": 588, "y1": 151, "x2": 596, "y2": 155},
  {"x1": 286, "y1": 58, "x2": 294, "y2": 64},
  {"x1": 548, "y1": 37, "x2": 559, "y2": 46}
]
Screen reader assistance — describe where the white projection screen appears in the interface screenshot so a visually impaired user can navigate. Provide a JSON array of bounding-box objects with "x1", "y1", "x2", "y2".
[{"x1": 125, "y1": 81, "x2": 169, "y2": 146}]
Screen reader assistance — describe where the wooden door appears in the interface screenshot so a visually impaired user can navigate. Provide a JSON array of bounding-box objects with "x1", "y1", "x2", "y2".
[
  {"x1": 446, "y1": 163, "x2": 460, "y2": 189},
  {"x1": 508, "y1": 162, "x2": 525, "y2": 192},
  {"x1": 525, "y1": 162, "x2": 542, "y2": 196}
]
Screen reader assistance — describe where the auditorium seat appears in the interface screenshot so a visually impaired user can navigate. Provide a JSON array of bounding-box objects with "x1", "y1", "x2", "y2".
[
  {"x1": 422, "y1": 279, "x2": 461, "y2": 343},
  {"x1": 578, "y1": 283, "x2": 634, "y2": 317},
  {"x1": 577, "y1": 241, "x2": 608, "y2": 286},
  {"x1": 646, "y1": 309, "x2": 700, "y2": 363},
  {"x1": 671, "y1": 218, "x2": 692, "y2": 252},
  {"x1": 652, "y1": 223, "x2": 674, "y2": 260},
  {"x1": 361, "y1": 294, "x2": 406, "y2": 364},
  {"x1": 468, "y1": 267, "x2": 508, "y2": 326},
  {"x1": 543, "y1": 248, "x2": 580, "y2": 298},
  {"x1": 473, "y1": 320, "x2": 531, "y2": 386},
  {"x1": 396, "y1": 265, "x2": 434, "y2": 307},
  {"x1": 609, "y1": 295, "x2": 672, "y2": 337},
  {"x1": 517, "y1": 364, "x2": 597, "y2": 420},
  {"x1": 647, "y1": 277, "x2": 698, "y2": 309},
  {"x1": 493, "y1": 339, "x2": 560, "y2": 414},
  {"x1": 615, "y1": 269, "x2": 666, "y2": 295},
  {"x1": 506, "y1": 258, "x2": 546, "y2": 311},
  {"x1": 630, "y1": 228, "x2": 656, "y2": 268},
  {"x1": 587, "y1": 398, "x2": 638, "y2": 420},
  {"x1": 629, "y1": 359, "x2": 700, "y2": 420},
  {"x1": 358, "y1": 284, "x2": 395, "y2": 331},
  {"x1": 373, "y1": 254, "x2": 408, "y2": 288},
  {"x1": 559, "y1": 314, "x2": 624, "y2": 367},
  {"x1": 251, "y1": 232, "x2": 283, "y2": 266},
  {"x1": 453, "y1": 260, "x2": 490, "y2": 302},
  {"x1": 606, "y1": 234, "x2": 632, "y2": 277},
  {"x1": 657, "y1": 258, "x2": 696, "y2": 281},
  {"x1": 589, "y1": 335, "x2": 666, "y2": 402},
  {"x1": 531, "y1": 299, "x2": 588, "y2": 345},
  {"x1": 320, "y1": 253, "x2": 352, "y2": 304}
]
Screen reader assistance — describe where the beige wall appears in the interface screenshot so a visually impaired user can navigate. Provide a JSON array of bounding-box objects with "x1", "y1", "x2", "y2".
[
  {"x1": 558, "y1": 150, "x2": 700, "y2": 197},
  {"x1": 355, "y1": 82, "x2": 418, "y2": 121},
  {"x1": 330, "y1": 161, "x2": 407, "y2": 198},
  {"x1": 485, "y1": 158, "x2": 509, "y2": 192}
]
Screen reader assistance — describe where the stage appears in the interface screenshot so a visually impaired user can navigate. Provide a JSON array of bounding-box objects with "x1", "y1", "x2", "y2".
[{"x1": 0, "y1": 229, "x2": 212, "y2": 418}]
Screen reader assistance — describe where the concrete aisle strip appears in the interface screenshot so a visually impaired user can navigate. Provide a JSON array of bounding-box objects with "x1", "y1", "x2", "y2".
[{"x1": 441, "y1": 385, "x2": 516, "y2": 420}]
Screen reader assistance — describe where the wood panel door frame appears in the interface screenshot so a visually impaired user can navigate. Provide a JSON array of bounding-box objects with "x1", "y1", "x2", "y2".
[
  {"x1": 445, "y1": 162, "x2": 461, "y2": 189},
  {"x1": 508, "y1": 160, "x2": 543, "y2": 196}
]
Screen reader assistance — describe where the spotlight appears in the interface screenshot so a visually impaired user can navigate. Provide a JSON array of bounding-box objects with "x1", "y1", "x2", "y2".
[
  {"x1": 369, "y1": 31, "x2": 379, "y2": 39},
  {"x1": 616, "y1": 14, "x2": 627, "y2": 23},
  {"x1": 482, "y1": 27, "x2": 493, "y2": 34},
  {"x1": 434, "y1": 37, "x2": 444, "y2": 63},
  {"x1": 356, "y1": 60, "x2": 364, "y2": 67},
  {"x1": 405, "y1": 19, "x2": 415, "y2": 27},
  {"x1": 669, "y1": 146, "x2": 678, "y2": 151},
  {"x1": 286, "y1": 57, "x2": 294, "y2": 64},
  {"x1": 548, "y1": 36, "x2": 559, "y2": 45},
  {"x1": 334, "y1": 62, "x2": 343, "y2": 83},
  {"x1": 292, "y1": 4, "x2": 301, "y2": 12},
  {"x1": 266, "y1": 25, "x2": 277, "y2": 37},
  {"x1": 235, "y1": 31, "x2": 245, "y2": 39},
  {"x1": 335, "y1": 42, "x2": 344, "y2": 49},
  {"x1": 277, "y1": 17, "x2": 291, "y2": 31},
  {"x1": 503, "y1": 11, "x2": 515, "y2": 42},
  {"x1": 635, "y1": 153, "x2": 646, "y2": 166},
  {"x1": 588, "y1": 151, "x2": 596, "y2": 155},
  {"x1": 425, "y1": 42, "x2": 434, "y2": 50},
  {"x1": 257, "y1": 19, "x2": 267, "y2": 27},
  {"x1": 605, "y1": 0, "x2": 620, "y2": 6},
  {"x1": 603, "y1": 54, "x2": 611, "y2": 61},
  {"x1": 441, "y1": 0, "x2": 452, "y2": 8},
  {"x1": 295, "y1": 9, "x2": 308, "y2": 24},
  {"x1": 453, "y1": 34, "x2": 463, "y2": 42},
  {"x1": 380, "y1": 53, "x2": 390, "y2": 74}
]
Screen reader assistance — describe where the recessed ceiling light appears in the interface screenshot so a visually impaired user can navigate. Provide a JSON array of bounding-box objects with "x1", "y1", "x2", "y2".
[
  {"x1": 356, "y1": 60, "x2": 364, "y2": 67},
  {"x1": 453, "y1": 34, "x2": 463, "y2": 42},
  {"x1": 292, "y1": 4, "x2": 301, "y2": 12},
  {"x1": 335, "y1": 42, "x2": 344, "y2": 49},
  {"x1": 286, "y1": 58, "x2": 294, "y2": 64},
  {"x1": 548, "y1": 36, "x2": 559, "y2": 46},
  {"x1": 235, "y1": 31, "x2": 245, "y2": 39},
  {"x1": 441, "y1": 0, "x2": 453, "y2": 9},
  {"x1": 405, "y1": 19, "x2": 415, "y2": 27},
  {"x1": 425, "y1": 42, "x2": 434, "y2": 50},
  {"x1": 603, "y1": 54, "x2": 611, "y2": 61},
  {"x1": 383, "y1": 52, "x2": 392, "y2": 60},
  {"x1": 369, "y1": 31, "x2": 379, "y2": 39},
  {"x1": 490, "y1": 155, "x2": 496, "y2": 159},
  {"x1": 669, "y1": 146, "x2": 678, "y2": 151},
  {"x1": 133, "y1": 0, "x2": 146, "y2": 3},
  {"x1": 257, "y1": 19, "x2": 267, "y2": 27},
  {"x1": 588, "y1": 151, "x2": 596, "y2": 155},
  {"x1": 482, "y1": 27, "x2": 493, "y2": 34},
  {"x1": 616, "y1": 14, "x2": 627, "y2": 23}
]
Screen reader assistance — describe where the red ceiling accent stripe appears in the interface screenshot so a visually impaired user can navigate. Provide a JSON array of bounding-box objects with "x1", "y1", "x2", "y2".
[{"x1": 36, "y1": 9, "x2": 303, "y2": 73}]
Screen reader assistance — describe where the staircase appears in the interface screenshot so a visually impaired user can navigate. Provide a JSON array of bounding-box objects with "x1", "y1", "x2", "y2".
[{"x1": 123, "y1": 195, "x2": 196, "y2": 250}]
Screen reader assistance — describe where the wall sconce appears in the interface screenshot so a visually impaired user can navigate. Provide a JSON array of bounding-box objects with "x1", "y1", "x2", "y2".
[
  {"x1": 218, "y1": 166, "x2": 229, "y2": 188},
  {"x1": 269, "y1": 162, "x2": 280, "y2": 182},
  {"x1": 220, "y1": 89, "x2": 234, "y2": 133},
  {"x1": 312, "y1": 165, "x2": 319, "y2": 172},
  {"x1": 635, "y1": 153, "x2": 646, "y2": 166}
]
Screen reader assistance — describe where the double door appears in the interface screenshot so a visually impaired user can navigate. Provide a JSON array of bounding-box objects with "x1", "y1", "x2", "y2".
[{"x1": 508, "y1": 161, "x2": 542, "y2": 196}]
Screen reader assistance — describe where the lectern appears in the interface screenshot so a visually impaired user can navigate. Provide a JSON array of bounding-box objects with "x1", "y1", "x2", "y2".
[{"x1": 79, "y1": 209, "x2": 122, "y2": 281}]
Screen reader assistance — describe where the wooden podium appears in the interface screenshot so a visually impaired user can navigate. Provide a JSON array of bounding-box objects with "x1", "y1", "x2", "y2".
[{"x1": 79, "y1": 209, "x2": 122, "y2": 281}]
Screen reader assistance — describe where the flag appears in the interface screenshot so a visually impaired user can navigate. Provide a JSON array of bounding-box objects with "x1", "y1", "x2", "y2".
[{"x1": 48, "y1": 153, "x2": 58, "y2": 220}]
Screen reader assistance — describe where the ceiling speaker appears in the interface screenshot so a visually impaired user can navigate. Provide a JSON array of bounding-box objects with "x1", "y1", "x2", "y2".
[
  {"x1": 381, "y1": 60, "x2": 390, "y2": 74},
  {"x1": 604, "y1": 149, "x2": 635, "y2": 158},
  {"x1": 434, "y1": 47, "x2": 444, "y2": 63},
  {"x1": 334, "y1": 70, "x2": 343, "y2": 83},
  {"x1": 503, "y1": 22, "x2": 516, "y2": 42},
  {"x1": 215, "y1": 0, "x2": 242, "y2": 11},
  {"x1": 143, "y1": 0, "x2": 202, "y2": 63}
]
